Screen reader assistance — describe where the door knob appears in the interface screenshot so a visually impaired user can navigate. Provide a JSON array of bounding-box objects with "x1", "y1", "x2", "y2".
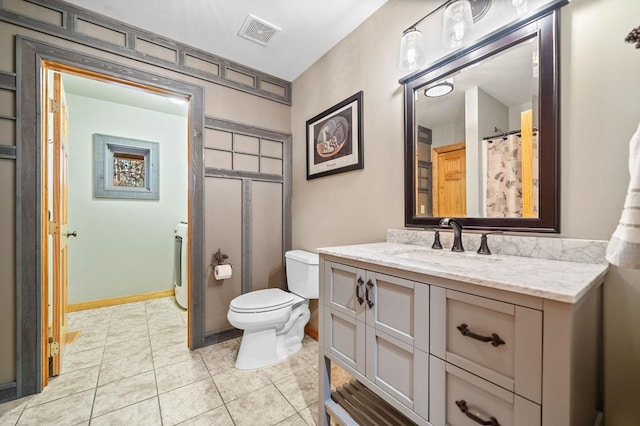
[{"x1": 67, "y1": 231, "x2": 77, "y2": 237}]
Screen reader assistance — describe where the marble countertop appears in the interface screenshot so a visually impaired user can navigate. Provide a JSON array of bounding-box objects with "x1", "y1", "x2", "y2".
[{"x1": 318, "y1": 242, "x2": 609, "y2": 304}]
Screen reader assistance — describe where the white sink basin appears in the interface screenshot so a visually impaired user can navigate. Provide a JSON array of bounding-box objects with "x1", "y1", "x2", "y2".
[{"x1": 390, "y1": 249, "x2": 502, "y2": 267}]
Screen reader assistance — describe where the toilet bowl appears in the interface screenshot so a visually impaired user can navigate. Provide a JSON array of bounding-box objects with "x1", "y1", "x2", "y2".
[{"x1": 227, "y1": 250, "x2": 318, "y2": 370}]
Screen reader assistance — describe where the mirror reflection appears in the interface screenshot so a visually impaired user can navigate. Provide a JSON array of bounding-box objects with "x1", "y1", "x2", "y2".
[{"x1": 414, "y1": 36, "x2": 539, "y2": 219}]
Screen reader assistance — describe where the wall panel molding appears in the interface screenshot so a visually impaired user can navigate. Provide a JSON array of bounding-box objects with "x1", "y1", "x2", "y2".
[
  {"x1": 0, "y1": 144, "x2": 16, "y2": 160},
  {"x1": 204, "y1": 116, "x2": 292, "y2": 330},
  {"x1": 0, "y1": 71, "x2": 17, "y2": 91},
  {"x1": 0, "y1": 0, "x2": 291, "y2": 104}
]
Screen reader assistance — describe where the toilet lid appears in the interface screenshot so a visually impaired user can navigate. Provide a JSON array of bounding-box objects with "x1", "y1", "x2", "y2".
[{"x1": 230, "y1": 288, "x2": 295, "y2": 313}]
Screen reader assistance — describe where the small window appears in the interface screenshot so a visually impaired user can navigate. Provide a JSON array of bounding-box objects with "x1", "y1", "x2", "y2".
[{"x1": 93, "y1": 133, "x2": 159, "y2": 200}]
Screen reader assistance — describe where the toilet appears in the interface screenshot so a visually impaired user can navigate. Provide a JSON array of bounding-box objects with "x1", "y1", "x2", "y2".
[{"x1": 227, "y1": 250, "x2": 319, "y2": 370}]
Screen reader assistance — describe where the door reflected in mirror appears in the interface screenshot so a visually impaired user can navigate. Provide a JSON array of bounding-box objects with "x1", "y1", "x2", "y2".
[{"x1": 414, "y1": 37, "x2": 539, "y2": 219}]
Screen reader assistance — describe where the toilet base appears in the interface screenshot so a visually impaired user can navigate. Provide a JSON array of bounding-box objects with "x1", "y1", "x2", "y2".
[
  {"x1": 235, "y1": 328, "x2": 279, "y2": 370},
  {"x1": 234, "y1": 303, "x2": 310, "y2": 370}
]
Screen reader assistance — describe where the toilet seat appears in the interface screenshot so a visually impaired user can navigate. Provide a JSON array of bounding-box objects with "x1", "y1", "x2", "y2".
[{"x1": 229, "y1": 288, "x2": 300, "y2": 313}]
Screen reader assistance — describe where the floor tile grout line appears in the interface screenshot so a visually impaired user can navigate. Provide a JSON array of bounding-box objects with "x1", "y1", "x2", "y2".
[
  {"x1": 88, "y1": 306, "x2": 112, "y2": 423},
  {"x1": 145, "y1": 300, "x2": 165, "y2": 426}
]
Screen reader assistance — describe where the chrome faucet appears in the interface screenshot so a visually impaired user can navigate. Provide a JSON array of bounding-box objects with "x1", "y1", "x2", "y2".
[{"x1": 439, "y1": 218, "x2": 464, "y2": 252}]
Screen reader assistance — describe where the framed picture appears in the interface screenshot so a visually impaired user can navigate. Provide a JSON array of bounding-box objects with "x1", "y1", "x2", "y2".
[
  {"x1": 93, "y1": 133, "x2": 160, "y2": 200},
  {"x1": 306, "y1": 91, "x2": 363, "y2": 180}
]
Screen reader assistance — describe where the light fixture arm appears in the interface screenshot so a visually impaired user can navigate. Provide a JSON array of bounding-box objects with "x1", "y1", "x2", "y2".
[{"x1": 402, "y1": 1, "x2": 451, "y2": 34}]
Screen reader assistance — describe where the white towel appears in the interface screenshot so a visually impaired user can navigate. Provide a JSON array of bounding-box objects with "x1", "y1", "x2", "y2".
[{"x1": 606, "y1": 121, "x2": 640, "y2": 268}]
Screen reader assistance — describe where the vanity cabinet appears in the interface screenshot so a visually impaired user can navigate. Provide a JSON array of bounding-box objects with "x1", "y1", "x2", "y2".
[
  {"x1": 319, "y1": 250, "x2": 604, "y2": 426},
  {"x1": 323, "y1": 261, "x2": 429, "y2": 418}
]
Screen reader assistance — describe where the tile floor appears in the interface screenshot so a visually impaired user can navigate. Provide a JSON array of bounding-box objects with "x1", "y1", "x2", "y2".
[{"x1": 0, "y1": 297, "x2": 322, "y2": 425}]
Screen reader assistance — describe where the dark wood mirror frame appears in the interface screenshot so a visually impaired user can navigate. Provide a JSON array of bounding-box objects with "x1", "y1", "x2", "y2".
[{"x1": 401, "y1": 10, "x2": 561, "y2": 232}]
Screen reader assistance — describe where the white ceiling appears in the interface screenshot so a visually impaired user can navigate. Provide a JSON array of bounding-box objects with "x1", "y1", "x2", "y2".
[
  {"x1": 63, "y1": 0, "x2": 388, "y2": 82},
  {"x1": 62, "y1": 73, "x2": 189, "y2": 116}
]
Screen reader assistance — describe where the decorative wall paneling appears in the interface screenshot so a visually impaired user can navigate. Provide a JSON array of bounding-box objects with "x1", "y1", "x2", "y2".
[
  {"x1": 0, "y1": 71, "x2": 17, "y2": 159},
  {"x1": 0, "y1": 0, "x2": 292, "y2": 104},
  {"x1": 16, "y1": 36, "x2": 205, "y2": 397},
  {"x1": 203, "y1": 117, "x2": 291, "y2": 346},
  {"x1": 0, "y1": 145, "x2": 16, "y2": 159}
]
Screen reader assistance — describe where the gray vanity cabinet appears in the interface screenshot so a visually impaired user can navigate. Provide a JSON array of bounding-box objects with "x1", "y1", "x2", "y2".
[{"x1": 323, "y1": 261, "x2": 430, "y2": 421}]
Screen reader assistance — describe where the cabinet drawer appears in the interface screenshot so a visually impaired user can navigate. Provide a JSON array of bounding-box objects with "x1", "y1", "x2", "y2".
[
  {"x1": 429, "y1": 356, "x2": 540, "y2": 426},
  {"x1": 430, "y1": 287, "x2": 542, "y2": 404}
]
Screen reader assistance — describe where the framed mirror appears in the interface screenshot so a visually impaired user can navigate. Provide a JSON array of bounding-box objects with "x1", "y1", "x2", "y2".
[{"x1": 402, "y1": 12, "x2": 559, "y2": 232}]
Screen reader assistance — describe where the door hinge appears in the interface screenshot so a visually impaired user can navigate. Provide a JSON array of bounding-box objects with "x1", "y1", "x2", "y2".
[
  {"x1": 48, "y1": 221, "x2": 59, "y2": 235},
  {"x1": 48, "y1": 98, "x2": 60, "y2": 114},
  {"x1": 49, "y1": 341, "x2": 59, "y2": 358}
]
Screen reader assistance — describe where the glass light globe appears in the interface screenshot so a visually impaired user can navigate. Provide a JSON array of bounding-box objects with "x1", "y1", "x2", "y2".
[
  {"x1": 442, "y1": 0, "x2": 473, "y2": 49},
  {"x1": 399, "y1": 28, "x2": 426, "y2": 71}
]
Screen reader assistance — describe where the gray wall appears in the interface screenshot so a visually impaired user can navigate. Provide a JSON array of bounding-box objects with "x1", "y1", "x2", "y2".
[{"x1": 291, "y1": 0, "x2": 640, "y2": 424}]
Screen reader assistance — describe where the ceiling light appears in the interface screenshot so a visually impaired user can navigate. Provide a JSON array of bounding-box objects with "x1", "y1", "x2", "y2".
[
  {"x1": 424, "y1": 79, "x2": 454, "y2": 97},
  {"x1": 399, "y1": 28, "x2": 426, "y2": 71}
]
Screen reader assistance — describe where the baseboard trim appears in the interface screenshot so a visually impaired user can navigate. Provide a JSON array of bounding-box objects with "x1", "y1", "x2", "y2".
[
  {"x1": 68, "y1": 289, "x2": 175, "y2": 312},
  {"x1": 305, "y1": 324, "x2": 318, "y2": 341},
  {"x1": 204, "y1": 328, "x2": 242, "y2": 346},
  {"x1": 0, "y1": 382, "x2": 17, "y2": 403}
]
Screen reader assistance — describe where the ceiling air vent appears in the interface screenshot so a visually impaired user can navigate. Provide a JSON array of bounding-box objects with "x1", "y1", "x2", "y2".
[{"x1": 238, "y1": 14, "x2": 280, "y2": 47}]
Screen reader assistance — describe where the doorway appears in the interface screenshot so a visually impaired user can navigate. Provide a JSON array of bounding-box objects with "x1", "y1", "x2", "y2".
[
  {"x1": 15, "y1": 36, "x2": 206, "y2": 397},
  {"x1": 432, "y1": 142, "x2": 467, "y2": 217},
  {"x1": 42, "y1": 64, "x2": 191, "y2": 384}
]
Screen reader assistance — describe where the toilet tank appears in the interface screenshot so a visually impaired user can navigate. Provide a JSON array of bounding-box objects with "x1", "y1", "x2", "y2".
[{"x1": 285, "y1": 250, "x2": 319, "y2": 299}]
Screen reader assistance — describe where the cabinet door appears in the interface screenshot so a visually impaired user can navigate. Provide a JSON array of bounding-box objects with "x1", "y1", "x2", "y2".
[
  {"x1": 365, "y1": 272, "x2": 429, "y2": 352},
  {"x1": 365, "y1": 326, "x2": 429, "y2": 419},
  {"x1": 324, "y1": 261, "x2": 366, "y2": 322},
  {"x1": 324, "y1": 305, "x2": 366, "y2": 374},
  {"x1": 429, "y1": 356, "x2": 540, "y2": 426}
]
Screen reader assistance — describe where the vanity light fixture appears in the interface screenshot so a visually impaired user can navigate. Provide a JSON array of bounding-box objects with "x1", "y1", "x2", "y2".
[
  {"x1": 424, "y1": 78, "x2": 454, "y2": 97},
  {"x1": 399, "y1": 0, "x2": 492, "y2": 72}
]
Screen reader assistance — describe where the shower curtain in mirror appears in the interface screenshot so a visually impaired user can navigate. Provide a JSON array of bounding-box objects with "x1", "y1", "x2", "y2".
[{"x1": 485, "y1": 133, "x2": 539, "y2": 217}]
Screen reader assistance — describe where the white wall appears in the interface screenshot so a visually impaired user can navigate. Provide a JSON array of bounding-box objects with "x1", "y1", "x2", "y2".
[
  {"x1": 465, "y1": 87, "x2": 509, "y2": 216},
  {"x1": 66, "y1": 93, "x2": 188, "y2": 303},
  {"x1": 508, "y1": 101, "x2": 534, "y2": 130},
  {"x1": 292, "y1": 0, "x2": 640, "y2": 424}
]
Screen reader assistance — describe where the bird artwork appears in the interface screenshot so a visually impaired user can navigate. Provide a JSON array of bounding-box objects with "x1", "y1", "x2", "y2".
[{"x1": 625, "y1": 25, "x2": 640, "y2": 49}]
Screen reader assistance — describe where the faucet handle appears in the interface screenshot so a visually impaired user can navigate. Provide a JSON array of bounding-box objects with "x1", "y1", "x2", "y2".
[
  {"x1": 477, "y1": 233, "x2": 491, "y2": 255},
  {"x1": 477, "y1": 231, "x2": 504, "y2": 255},
  {"x1": 432, "y1": 229, "x2": 443, "y2": 250}
]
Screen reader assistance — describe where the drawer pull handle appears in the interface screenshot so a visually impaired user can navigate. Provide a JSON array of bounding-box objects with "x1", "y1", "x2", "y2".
[
  {"x1": 356, "y1": 277, "x2": 365, "y2": 305},
  {"x1": 455, "y1": 400, "x2": 500, "y2": 426},
  {"x1": 457, "y1": 323, "x2": 505, "y2": 347},
  {"x1": 365, "y1": 279, "x2": 375, "y2": 309}
]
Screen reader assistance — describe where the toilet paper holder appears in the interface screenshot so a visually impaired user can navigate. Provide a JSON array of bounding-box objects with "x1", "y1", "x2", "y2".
[{"x1": 211, "y1": 248, "x2": 230, "y2": 267}]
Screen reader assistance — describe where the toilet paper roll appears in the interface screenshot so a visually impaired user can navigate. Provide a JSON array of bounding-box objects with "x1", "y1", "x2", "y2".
[{"x1": 214, "y1": 264, "x2": 232, "y2": 280}]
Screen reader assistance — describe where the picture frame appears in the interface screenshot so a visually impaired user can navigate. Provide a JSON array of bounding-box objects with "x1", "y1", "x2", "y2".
[
  {"x1": 93, "y1": 133, "x2": 160, "y2": 200},
  {"x1": 306, "y1": 91, "x2": 363, "y2": 180}
]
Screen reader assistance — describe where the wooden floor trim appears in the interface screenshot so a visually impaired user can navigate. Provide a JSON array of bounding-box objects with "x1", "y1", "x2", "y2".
[
  {"x1": 68, "y1": 289, "x2": 175, "y2": 312},
  {"x1": 305, "y1": 324, "x2": 318, "y2": 341}
]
